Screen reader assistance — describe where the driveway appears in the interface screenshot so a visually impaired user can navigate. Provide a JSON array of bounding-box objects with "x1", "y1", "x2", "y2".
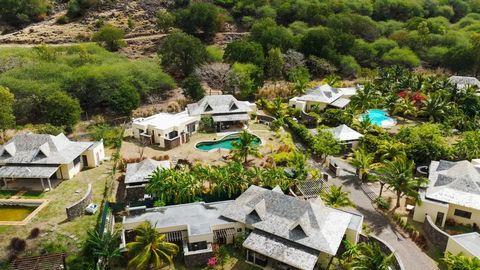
[{"x1": 321, "y1": 157, "x2": 438, "y2": 270}]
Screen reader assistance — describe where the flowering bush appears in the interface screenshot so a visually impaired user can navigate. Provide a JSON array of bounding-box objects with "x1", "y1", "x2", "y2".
[{"x1": 207, "y1": 256, "x2": 218, "y2": 268}]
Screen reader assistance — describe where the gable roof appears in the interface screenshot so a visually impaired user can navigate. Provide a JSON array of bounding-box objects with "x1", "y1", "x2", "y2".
[
  {"x1": 426, "y1": 160, "x2": 480, "y2": 210},
  {"x1": 448, "y1": 76, "x2": 480, "y2": 89},
  {"x1": 132, "y1": 110, "x2": 198, "y2": 131},
  {"x1": 327, "y1": 125, "x2": 363, "y2": 142},
  {"x1": 221, "y1": 185, "x2": 355, "y2": 255},
  {"x1": 0, "y1": 133, "x2": 94, "y2": 165},
  {"x1": 187, "y1": 95, "x2": 253, "y2": 116},
  {"x1": 125, "y1": 159, "x2": 171, "y2": 184},
  {"x1": 450, "y1": 232, "x2": 480, "y2": 258}
]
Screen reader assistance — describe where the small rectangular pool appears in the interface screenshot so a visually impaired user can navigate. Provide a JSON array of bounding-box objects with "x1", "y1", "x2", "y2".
[
  {"x1": 0, "y1": 200, "x2": 48, "y2": 225},
  {"x1": 0, "y1": 205, "x2": 37, "y2": 221}
]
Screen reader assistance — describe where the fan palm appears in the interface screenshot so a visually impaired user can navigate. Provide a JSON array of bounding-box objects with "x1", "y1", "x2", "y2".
[
  {"x1": 443, "y1": 252, "x2": 480, "y2": 270},
  {"x1": 320, "y1": 185, "x2": 354, "y2": 208},
  {"x1": 126, "y1": 221, "x2": 179, "y2": 270},
  {"x1": 375, "y1": 155, "x2": 427, "y2": 208},
  {"x1": 348, "y1": 147, "x2": 376, "y2": 182},
  {"x1": 350, "y1": 241, "x2": 395, "y2": 270},
  {"x1": 231, "y1": 131, "x2": 261, "y2": 164},
  {"x1": 85, "y1": 229, "x2": 122, "y2": 270}
]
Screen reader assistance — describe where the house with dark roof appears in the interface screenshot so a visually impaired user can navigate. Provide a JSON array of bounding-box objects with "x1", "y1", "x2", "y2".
[
  {"x1": 413, "y1": 160, "x2": 480, "y2": 227},
  {"x1": 289, "y1": 84, "x2": 358, "y2": 112},
  {"x1": 121, "y1": 185, "x2": 363, "y2": 269},
  {"x1": 124, "y1": 158, "x2": 171, "y2": 201},
  {"x1": 0, "y1": 133, "x2": 104, "y2": 191},
  {"x1": 187, "y1": 95, "x2": 256, "y2": 132}
]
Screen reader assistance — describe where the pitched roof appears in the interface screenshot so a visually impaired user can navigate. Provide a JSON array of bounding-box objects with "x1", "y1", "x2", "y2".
[
  {"x1": 132, "y1": 110, "x2": 198, "y2": 131},
  {"x1": 221, "y1": 185, "x2": 355, "y2": 255},
  {"x1": 187, "y1": 95, "x2": 253, "y2": 116},
  {"x1": 125, "y1": 159, "x2": 171, "y2": 184},
  {"x1": 0, "y1": 133, "x2": 94, "y2": 165},
  {"x1": 0, "y1": 165, "x2": 59, "y2": 179},
  {"x1": 327, "y1": 125, "x2": 363, "y2": 141},
  {"x1": 426, "y1": 160, "x2": 480, "y2": 209},
  {"x1": 450, "y1": 232, "x2": 480, "y2": 258},
  {"x1": 448, "y1": 76, "x2": 480, "y2": 89},
  {"x1": 243, "y1": 230, "x2": 319, "y2": 270}
]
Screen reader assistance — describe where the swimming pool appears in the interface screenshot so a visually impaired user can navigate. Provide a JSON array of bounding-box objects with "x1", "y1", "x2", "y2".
[
  {"x1": 360, "y1": 109, "x2": 396, "y2": 128},
  {"x1": 195, "y1": 133, "x2": 261, "y2": 151}
]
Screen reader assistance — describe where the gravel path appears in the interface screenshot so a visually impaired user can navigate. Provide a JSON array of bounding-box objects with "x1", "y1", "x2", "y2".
[{"x1": 323, "y1": 157, "x2": 438, "y2": 270}]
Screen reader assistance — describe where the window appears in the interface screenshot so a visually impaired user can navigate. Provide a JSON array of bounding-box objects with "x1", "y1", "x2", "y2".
[
  {"x1": 73, "y1": 156, "x2": 81, "y2": 166},
  {"x1": 454, "y1": 209, "x2": 472, "y2": 219}
]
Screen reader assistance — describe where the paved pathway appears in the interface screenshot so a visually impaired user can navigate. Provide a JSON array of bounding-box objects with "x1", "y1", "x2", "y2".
[{"x1": 322, "y1": 157, "x2": 438, "y2": 270}]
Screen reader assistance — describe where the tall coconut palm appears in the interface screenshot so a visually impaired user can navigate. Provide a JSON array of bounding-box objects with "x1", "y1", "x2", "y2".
[
  {"x1": 320, "y1": 185, "x2": 355, "y2": 208},
  {"x1": 348, "y1": 147, "x2": 376, "y2": 182},
  {"x1": 84, "y1": 229, "x2": 122, "y2": 270},
  {"x1": 126, "y1": 221, "x2": 179, "y2": 270},
  {"x1": 375, "y1": 155, "x2": 427, "y2": 208},
  {"x1": 443, "y1": 252, "x2": 480, "y2": 270},
  {"x1": 231, "y1": 131, "x2": 261, "y2": 164},
  {"x1": 350, "y1": 241, "x2": 395, "y2": 270},
  {"x1": 421, "y1": 92, "x2": 450, "y2": 122}
]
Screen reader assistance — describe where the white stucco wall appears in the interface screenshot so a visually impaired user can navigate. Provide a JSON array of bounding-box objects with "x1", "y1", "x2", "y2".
[
  {"x1": 446, "y1": 237, "x2": 476, "y2": 258},
  {"x1": 446, "y1": 204, "x2": 480, "y2": 227},
  {"x1": 84, "y1": 142, "x2": 105, "y2": 168},
  {"x1": 59, "y1": 159, "x2": 83, "y2": 180},
  {"x1": 413, "y1": 198, "x2": 449, "y2": 226}
]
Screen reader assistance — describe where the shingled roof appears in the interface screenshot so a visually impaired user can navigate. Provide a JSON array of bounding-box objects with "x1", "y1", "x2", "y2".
[
  {"x1": 186, "y1": 95, "x2": 253, "y2": 116},
  {"x1": 221, "y1": 185, "x2": 355, "y2": 255},
  {"x1": 426, "y1": 160, "x2": 480, "y2": 209},
  {"x1": 0, "y1": 133, "x2": 93, "y2": 165}
]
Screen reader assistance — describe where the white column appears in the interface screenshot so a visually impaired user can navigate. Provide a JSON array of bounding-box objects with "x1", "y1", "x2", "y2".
[
  {"x1": 48, "y1": 178, "x2": 52, "y2": 190},
  {"x1": 41, "y1": 179, "x2": 45, "y2": 190},
  {"x1": 2, "y1": 178, "x2": 7, "y2": 189}
]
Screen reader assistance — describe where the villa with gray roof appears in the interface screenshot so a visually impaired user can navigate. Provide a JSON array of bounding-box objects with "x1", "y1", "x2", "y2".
[
  {"x1": 0, "y1": 133, "x2": 104, "y2": 191},
  {"x1": 413, "y1": 160, "x2": 480, "y2": 227},
  {"x1": 124, "y1": 158, "x2": 170, "y2": 201},
  {"x1": 121, "y1": 185, "x2": 363, "y2": 269},
  {"x1": 289, "y1": 84, "x2": 358, "y2": 112},
  {"x1": 131, "y1": 95, "x2": 256, "y2": 149}
]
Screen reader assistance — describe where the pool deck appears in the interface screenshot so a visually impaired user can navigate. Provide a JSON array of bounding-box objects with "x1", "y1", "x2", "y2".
[{"x1": 0, "y1": 199, "x2": 49, "y2": 226}]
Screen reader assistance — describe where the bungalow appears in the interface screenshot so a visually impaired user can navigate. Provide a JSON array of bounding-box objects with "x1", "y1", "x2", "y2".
[
  {"x1": 326, "y1": 124, "x2": 363, "y2": 151},
  {"x1": 124, "y1": 158, "x2": 171, "y2": 201},
  {"x1": 121, "y1": 185, "x2": 363, "y2": 269},
  {"x1": 132, "y1": 110, "x2": 199, "y2": 150},
  {"x1": 448, "y1": 76, "x2": 480, "y2": 90},
  {"x1": 413, "y1": 160, "x2": 480, "y2": 228},
  {"x1": 187, "y1": 95, "x2": 256, "y2": 132},
  {"x1": 0, "y1": 133, "x2": 104, "y2": 191},
  {"x1": 289, "y1": 84, "x2": 358, "y2": 112}
]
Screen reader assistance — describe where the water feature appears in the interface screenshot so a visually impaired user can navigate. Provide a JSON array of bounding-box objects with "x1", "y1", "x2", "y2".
[
  {"x1": 360, "y1": 109, "x2": 396, "y2": 128},
  {"x1": 195, "y1": 133, "x2": 261, "y2": 151},
  {"x1": 0, "y1": 205, "x2": 37, "y2": 221}
]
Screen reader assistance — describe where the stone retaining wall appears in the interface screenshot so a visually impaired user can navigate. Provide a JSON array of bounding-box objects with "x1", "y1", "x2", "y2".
[
  {"x1": 359, "y1": 234, "x2": 405, "y2": 270},
  {"x1": 66, "y1": 184, "x2": 92, "y2": 221},
  {"x1": 423, "y1": 215, "x2": 449, "y2": 252}
]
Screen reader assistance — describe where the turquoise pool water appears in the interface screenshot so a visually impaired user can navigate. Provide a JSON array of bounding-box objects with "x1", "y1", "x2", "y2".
[
  {"x1": 196, "y1": 133, "x2": 261, "y2": 151},
  {"x1": 361, "y1": 109, "x2": 396, "y2": 128}
]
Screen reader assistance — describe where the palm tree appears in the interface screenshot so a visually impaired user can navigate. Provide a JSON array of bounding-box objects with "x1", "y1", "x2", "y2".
[
  {"x1": 350, "y1": 85, "x2": 380, "y2": 112},
  {"x1": 421, "y1": 92, "x2": 449, "y2": 122},
  {"x1": 287, "y1": 151, "x2": 309, "y2": 181},
  {"x1": 376, "y1": 139, "x2": 406, "y2": 161},
  {"x1": 231, "y1": 131, "x2": 261, "y2": 164},
  {"x1": 375, "y1": 155, "x2": 427, "y2": 208},
  {"x1": 351, "y1": 241, "x2": 395, "y2": 270},
  {"x1": 126, "y1": 221, "x2": 179, "y2": 270},
  {"x1": 320, "y1": 185, "x2": 355, "y2": 208},
  {"x1": 443, "y1": 252, "x2": 480, "y2": 270},
  {"x1": 271, "y1": 97, "x2": 288, "y2": 118},
  {"x1": 84, "y1": 229, "x2": 122, "y2": 270},
  {"x1": 348, "y1": 147, "x2": 376, "y2": 182},
  {"x1": 355, "y1": 116, "x2": 374, "y2": 134}
]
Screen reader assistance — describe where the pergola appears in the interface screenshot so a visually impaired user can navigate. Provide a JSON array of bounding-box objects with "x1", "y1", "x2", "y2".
[{"x1": 0, "y1": 165, "x2": 59, "y2": 190}]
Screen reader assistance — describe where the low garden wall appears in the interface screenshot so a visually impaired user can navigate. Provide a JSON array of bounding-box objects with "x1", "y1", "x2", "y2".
[
  {"x1": 257, "y1": 114, "x2": 276, "y2": 125},
  {"x1": 423, "y1": 215, "x2": 449, "y2": 252},
  {"x1": 66, "y1": 183, "x2": 92, "y2": 221},
  {"x1": 359, "y1": 234, "x2": 405, "y2": 270}
]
